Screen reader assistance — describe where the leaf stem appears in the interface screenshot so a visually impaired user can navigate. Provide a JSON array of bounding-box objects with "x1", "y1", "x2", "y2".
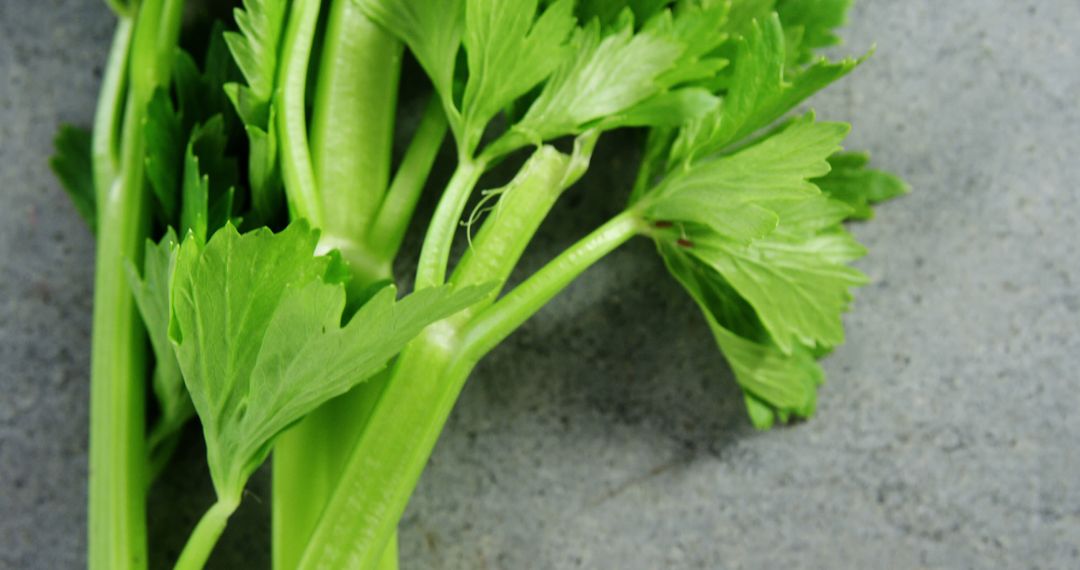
[
  {"x1": 272, "y1": 372, "x2": 391, "y2": 570},
  {"x1": 414, "y1": 158, "x2": 486, "y2": 289},
  {"x1": 276, "y1": 0, "x2": 324, "y2": 226},
  {"x1": 310, "y1": 0, "x2": 402, "y2": 240},
  {"x1": 367, "y1": 95, "x2": 449, "y2": 261},
  {"x1": 273, "y1": 7, "x2": 403, "y2": 568},
  {"x1": 297, "y1": 326, "x2": 473, "y2": 570},
  {"x1": 89, "y1": 93, "x2": 150, "y2": 570},
  {"x1": 449, "y1": 146, "x2": 569, "y2": 304},
  {"x1": 91, "y1": 16, "x2": 132, "y2": 199},
  {"x1": 461, "y1": 210, "x2": 644, "y2": 360},
  {"x1": 298, "y1": 212, "x2": 642, "y2": 568},
  {"x1": 378, "y1": 533, "x2": 399, "y2": 570},
  {"x1": 88, "y1": 1, "x2": 183, "y2": 567},
  {"x1": 172, "y1": 498, "x2": 239, "y2": 570},
  {"x1": 451, "y1": 131, "x2": 600, "y2": 307}
]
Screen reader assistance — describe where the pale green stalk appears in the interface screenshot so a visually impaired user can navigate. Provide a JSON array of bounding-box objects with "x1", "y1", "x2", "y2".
[
  {"x1": 87, "y1": 0, "x2": 184, "y2": 568},
  {"x1": 172, "y1": 498, "x2": 240, "y2": 570},
  {"x1": 275, "y1": 0, "x2": 324, "y2": 225},
  {"x1": 367, "y1": 96, "x2": 449, "y2": 261},
  {"x1": 298, "y1": 209, "x2": 643, "y2": 569},
  {"x1": 414, "y1": 158, "x2": 486, "y2": 289}
]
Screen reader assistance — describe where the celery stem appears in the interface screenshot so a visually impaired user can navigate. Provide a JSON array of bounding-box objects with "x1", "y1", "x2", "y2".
[
  {"x1": 310, "y1": 0, "x2": 402, "y2": 239},
  {"x1": 299, "y1": 212, "x2": 641, "y2": 568},
  {"x1": 367, "y1": 95, "x2": 449, "y2": 261},
  {"x1": 461, "y1": 210, "x2": 643, "y2": 363},
  {"x1": 415, "y1": 159, "x2": 485, "y2": 289},
  {"x1": 272, "y1": 4, "x2": 404, "y2": 569},
  {"x1": 450, "y1": 146, "x2": 571, "y2": 302},
  {"x1": 91, "y1": 17, "x2": 132, "y2": 200},
  {"x1": 87, "y1": 1, "x2": 183, "y2": 567},
  {"x1": 276, "y1": 0, "x2": 324, "y2": 226},
  {"x1": 298, "y1": 329, "x2": 473, "y2": 570},
  {"x1": 378, "y1": 534, "x2": 399, "y2": 570},
  {"x1": 172, "y1": 498, "x2": 239, "y2": 570}
]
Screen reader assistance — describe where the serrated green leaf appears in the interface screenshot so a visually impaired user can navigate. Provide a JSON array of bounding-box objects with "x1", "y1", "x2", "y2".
[
  {"x1": 49, "y1": 124, "x2": 96, "y2": 233},
  {"x1": 686, "y1": 226, "x2": 866, "y2": 353},
  {"x1": 777, "y1": 0, "x2": 852, "y2": 66},
  {"x1": 144, "y1": 89, "x2": 183, "y2": 223},
  {"x1": 173, "y1": 41, "x2": 240, "y2": 138},
  {"x1": 651, "y1": 198, "x2": 779, "y2": 242},
  {"x1": 180, "y1": 116, "x2": 238, "y2": 242},
  {"x1": 670, "y1": 14, "x2": 861, "y2": 165},
  {"x1": 125, "y1": 229, "x2": 192, "y2": 477},
  {"x1": 600, "y1": 87, "x2": 720, "y2": 130},
  {"x1": 658, "y1": 242, "x2": 824, "y2": 429},
  {"x1": 359, "y1": 0, "x2": 465, "y2": 124},
  {"x1": 812, "y1": 151, "x2": 910, "y2": 220},
  {"x1": 509, "y1": 18, "x2": 685, "y2": 144},
  {"x1": 460, "y1": 0, "x2": 575, "y2": 154},
  {"x1": 647, "y1": 1, "x2": 732, "y2": 88},
  {"x1": 172, "y1": 49, "x2": 205, "y2": 135},
  {"x1": 725, "y1": 0, "x2": 777, "y2": 38},
  {"x1": 180, "y1": 143, "x2": 209, "y2": 243},
  {"x1": 224, "y1": 0, "x2": 286, "y2": 223},
  {"x1": 761, "y1": 194, "x2": 852, "y2": 236},
  {"x1": 645, "y1": 114, "x2": 847, "y2": 241},
  {"x1": 576, "y1": 0, "x2": 673, "y2": 27},
  {"x1": 169, "y1": 221, "x2": 491, "y2": 500},
  {"x1": 224, "y1": 0, "x2": 287, "y2": 103},
  {"x1": 648, "y1": 114, "x2": 865, "y2": 353}
]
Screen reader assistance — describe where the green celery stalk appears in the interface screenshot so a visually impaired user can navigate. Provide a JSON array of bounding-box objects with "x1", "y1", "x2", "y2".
[
  {"x1": 275, "y1": 0, "x2": 324, "y2": 225},
  {"x1": 367, "y1": 96, "x2": 450, "y2": 261},
  {"x1": 310, "y1": 0, "x2": 402, "y2": 252},
  {"x1": 414, "y1": 158, "x2": 486, "y2": 289},
  {"x1": 460, "y1": 211, "x2": 645, "y2": 359},
  {"x1": 298, "y1": 210, "x2": 644, "y2": 569},
  {"x1": 87, "y1": 1, "x2": 184, "y2": 568},
  {"x1": 272, "y1": 93, "x2": 447, "y2": 569},
  {"x1": 90, "y1": 17, "x2": 130, "y2": 202},
  {"x1": 272, "y1": 4, "x2": 405, "y2": 569},
  {"x1": 172, "y1": 497, "x2": 240, "y2": 570}
]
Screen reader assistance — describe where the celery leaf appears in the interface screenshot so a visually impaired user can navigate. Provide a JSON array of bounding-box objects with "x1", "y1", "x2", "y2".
[
  {"x1": 460, "y1": 0, "x2": 575, "y2": 153},
  {"x1": 224, "y1": 0, "x2": 287, "y2": 221},
  {"x1": 646, "y1": 113, "x2": 847, "y2": 242},
  {"x1": 126, "y1": 229, "x2": 192, "y2": 476},
  {"x1": 49, "y1": 125, "x2": 96, "y2": 233},
  {"x1": 777, "y1": 0, "x2": 852, "y2": 66},
  {"x1": 359, "y1": 0, "x2": 465, "y2": 122},
  {"x1": 812, "y1": 151, "x2": 911, "y2": 220},
  {"x1": 169, "y1": 222, "x2": 490, "y2": 500},
  {"x1": 647, "y1": 113, "x2": 879, "y2": 426},
  {"x1": 670, "y1": 14, "x2": 860, "y2": 165},
  {"x1": 144, "y1": 89, "x2": 183, "y2": 223},
  {"x1": 659, "y1": 244, "x2": 824, "y2": 429},
  {"x1": 510, "y1": 17, "x2": 684, "y2": 143}
]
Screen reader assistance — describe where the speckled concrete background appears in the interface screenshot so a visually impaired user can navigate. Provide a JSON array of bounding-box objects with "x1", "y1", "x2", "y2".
[{"x1": 2, "y1": 1, "x2": 1078, "y2": 569}]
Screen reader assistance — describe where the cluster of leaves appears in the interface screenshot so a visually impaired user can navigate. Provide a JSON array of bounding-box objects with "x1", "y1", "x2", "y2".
[
  {"x1": 55, "y1": 14, "x2": 490, "y2": 512},
  {"x1": 50, "y1": 0, "x2": 907, "y2": 565},
  {"x1": 359, "y1": 0, "x2": 906, "y2": 428},
  {"x1": 624, "y1": 6, "x2": 907, "y2": 427}
]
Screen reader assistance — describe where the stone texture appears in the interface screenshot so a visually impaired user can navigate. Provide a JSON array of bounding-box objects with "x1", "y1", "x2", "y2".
[{"x1": 2, "y1": 1, "x2": 1078, "y2": 568}]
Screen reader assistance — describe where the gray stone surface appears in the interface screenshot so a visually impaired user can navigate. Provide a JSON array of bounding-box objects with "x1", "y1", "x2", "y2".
[{"x1": 2, "y1": 0, "x2": 1078, "y2": 568}]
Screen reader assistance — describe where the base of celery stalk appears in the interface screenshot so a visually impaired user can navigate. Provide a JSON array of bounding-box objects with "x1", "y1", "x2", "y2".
[
  {"x1": 297, "y1": 329, "x2": 475, "y2": 569},
  {"x1": 272, "y1": 371, "x2": 391, "y2": 570},
  {"x1": 173, "y1": 498, "x2": 239, "y2": 570}
]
